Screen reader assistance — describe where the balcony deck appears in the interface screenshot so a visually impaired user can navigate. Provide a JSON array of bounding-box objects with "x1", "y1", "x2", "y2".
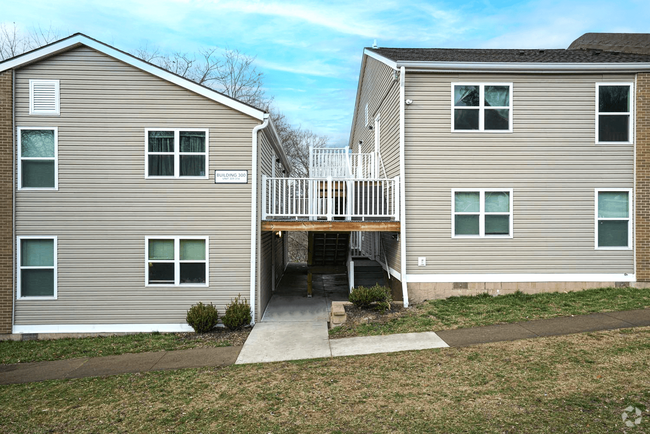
[{"x1": 261, "y1": 219, "x2": 400, "y2": 232}]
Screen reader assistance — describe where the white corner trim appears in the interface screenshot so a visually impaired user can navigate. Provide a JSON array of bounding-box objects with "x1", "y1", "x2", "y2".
[
  {"x1": 0, "y1": 34, "x2": 265, "y2": 120},
  {"x1": 13, "y1": 323, "x2": 195, "y2": 334},
  {"x1": 405, "y1": 273, "x2": 636, "y2": 283},
  {"x1": 364, "y1": 49, "x2": 398, "y2": 70}
]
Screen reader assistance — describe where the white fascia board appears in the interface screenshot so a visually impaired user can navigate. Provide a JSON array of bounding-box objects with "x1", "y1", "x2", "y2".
[
  {"x1": 348, "y1": 53, "x2": 369, "y2": 148},
  {"x1": 406, "y1": 273, "x2": 636, "y2": 283},
  {"x1": 13, "y1": 323, "x2": 196, "y2": 334},
  {"x1": 397, "y1": 61, "x2": 650, "y2": 73},
  {"x1": 364, "y1": 49, "x2": 398, "y2": 70},
  {"x1": 0, "y1": 34, "x2": 265, "y2": 120},
  {"x1": 265, "y1": 116, "x2": 292, "y2": 174}
]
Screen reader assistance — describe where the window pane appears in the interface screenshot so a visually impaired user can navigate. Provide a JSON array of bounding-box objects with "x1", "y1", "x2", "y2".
[
  {"x1": 22, "y1": 160, "x2": 55, "y2": 188},
  {"x1": 455, "y1": 192, "x2": 480, "y2": 212},
  {"x1": 21, "y1": 239, "x2": 54, "y2": 266},
  {"x1": 485, "y1": 192, "x2": 509, "y2": 212},
  {"x1": 599, "y1": 86, "x2": 629, "y2": 113},
  {"x1": 180, "y1": 240, "x2": 205, "y2": 261},
  {"x1": 454, "y1": 86, "x2": 479, "y2": 106},
  {"x1": 148, "y1": 131, "x2": 174, "y2": 152},
  {"x1": 454, "y1": 109, "x2": 479, "y2": 130},
  {"x1": 149, "y1": 240, "x2": 174, "y2": 260},
  {"x1": 180, "y1": 155, "x2": 205, "y2": 177},
  {"x1": 599, "y1": 115, "x2": 629, "y2": 142},
  {"x1": 485, "y1": 109, "x2": 509, "y2": 130},
  {"x1": 598, "y1": 192, "x2": 628, "y2": 218},
  {"x1": 455, "y1": 215, "x2": 479, "y2": 235},
  {"x1": 148, "y1": 155, "x2": 174, "y2": 176},
  {"x1": 485, "y1": 215, "x2": 510, "y2": 235},
  {"x1": 180, "y1": 263, "x2": 206, "y2": 284},
  {"x1": 598, "y1": 220, "x2": 628, "y2": 247},
  {"x1": 21, "y1": 130, "x2": 55, "y2": 157},
  {"x1": 21, "y1": 269, "x2": 54, "y2": 297},
  {"x1": 148, "y1": 262, "x2": 174, "y2": 284},
  {"x1": 485, "y1": 86, "x2": 509, "y2": 107},
  {"x1": 180, "y1": 131, "x2": 206, "y2": 152}
]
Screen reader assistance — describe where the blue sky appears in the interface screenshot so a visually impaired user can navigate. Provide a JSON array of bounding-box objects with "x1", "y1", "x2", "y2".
[{"x1": 2, "y1": 0, "x2": 649, "y2": 145}]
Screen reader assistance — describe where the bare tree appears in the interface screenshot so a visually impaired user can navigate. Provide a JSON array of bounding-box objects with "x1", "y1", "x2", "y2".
[
  {"x1": 0, "y1": 23, "x2": 61, "y2": 61},
  {"x1": 270, "y1": 111, "x2": 328, "y2": 177}
]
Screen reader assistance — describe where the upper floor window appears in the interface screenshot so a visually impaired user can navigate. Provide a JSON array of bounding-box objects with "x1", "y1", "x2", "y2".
[
  {"x1": 452, "y1": 83, "x2": 512, "y2": 132},
  {"x1": 145, "y1": 129, "x2": 209, "y2": 179},
  {"x1": 29, "y1": 80, "x2": 60, "y2": 116},
  {"x1": 596, "y1": 83, "x2": 633, "y2": 144},
  {"x1": 18, "y1": 127, "x2": 58, "y2": 190},
  {"x1": 452, "y1": 189, "x2": 513, "y2": 238}
]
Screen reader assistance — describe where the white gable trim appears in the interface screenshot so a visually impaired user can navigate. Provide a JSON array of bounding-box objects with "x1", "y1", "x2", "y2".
[
  {"x1": 364, "y1": 49, "x2": 398, "y2": 70},
  {"x1": 0, "y1": 34, "x2": 265, "y2": 120},
  {"x1": 397, "y1": 60, "x2": 650, "y2": 73}
]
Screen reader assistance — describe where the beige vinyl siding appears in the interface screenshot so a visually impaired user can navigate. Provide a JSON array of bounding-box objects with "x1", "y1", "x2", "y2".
[
  {"x1": 257, "y1": 129, "x2": 277, "y2": 318},
  {"x1": 350, "y1": 55, "x2": 402, "y2": 272},
  {"x1": 14, "y1": 46, "x2": 260, "y2": 325},
  {"x1": 404, "y1": 72, "x2": 634, "y2": 275}
]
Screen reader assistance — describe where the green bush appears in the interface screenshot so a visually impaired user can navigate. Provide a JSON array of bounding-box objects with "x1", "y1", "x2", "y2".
[
  {"x1": 186, "y1": 302, "x2": 219, "y2": 333},
  {"x1": 349, "y1": 284, "x2": 392, "y2": 313},
  {"x1": 222, "y1": 295, "x2": 252, "y2": 330}
]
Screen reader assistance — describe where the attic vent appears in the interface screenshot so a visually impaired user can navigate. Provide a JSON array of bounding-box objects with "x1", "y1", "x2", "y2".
[
  {"x1": 538, "y1": 50, "x2": 545, "y2": 54},
  {"x1": 29, "y1": 80, "x2": 60, "y2": 115}
]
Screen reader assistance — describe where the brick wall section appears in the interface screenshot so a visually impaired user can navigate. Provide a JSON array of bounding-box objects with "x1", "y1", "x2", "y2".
[
  {"x1": 637, "y1": 73, "x2": 650, "y2": 281},
  {"x1": 0, "y1": 70, "x2": 13, "y2": 333}
]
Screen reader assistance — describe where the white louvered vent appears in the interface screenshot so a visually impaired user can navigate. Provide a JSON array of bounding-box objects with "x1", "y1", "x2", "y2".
[{"x1": 29, "y1": 80, "x2": 60, "y2": 115}]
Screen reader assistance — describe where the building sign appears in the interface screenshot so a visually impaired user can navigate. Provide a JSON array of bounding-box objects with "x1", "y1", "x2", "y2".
[{"x1": 214, "y1": 170, "x2": 248, "y2": 184}]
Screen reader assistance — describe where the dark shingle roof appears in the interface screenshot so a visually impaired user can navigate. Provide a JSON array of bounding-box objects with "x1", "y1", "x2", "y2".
[
  {"x1": 569, "y1": 33, "x2": 650, "y2": 55},
  {"x1": 370, "y1": 47, "x2": 650, "y2": 63}
]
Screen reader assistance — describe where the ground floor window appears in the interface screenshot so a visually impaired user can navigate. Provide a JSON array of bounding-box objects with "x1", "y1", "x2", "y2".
[
  {"x1": 146, "y1": 236, "x2": 209, "y2": 286},
  {"x1": 596, "y1": 189, "x2": 632, "y2": 249},
  {"x1": 452, "y1": 189, "x2": 513, "y2": 238},
  {"x1": 18, "y1": 236, "x2": 57, "y2": 298}
]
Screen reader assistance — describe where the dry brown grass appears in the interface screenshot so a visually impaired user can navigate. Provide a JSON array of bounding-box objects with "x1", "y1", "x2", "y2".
[{"x1": 2, "y1": 327, "x2": 649, "y2": 433}]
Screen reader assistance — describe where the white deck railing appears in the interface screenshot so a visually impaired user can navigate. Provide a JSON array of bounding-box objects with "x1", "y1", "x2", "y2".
[
  {"x1": 310, "y1": 147, "x2": 379, "y2": 179},
  {"x1": 262, "y1": 176, "x2": 400, "y2": 221}
]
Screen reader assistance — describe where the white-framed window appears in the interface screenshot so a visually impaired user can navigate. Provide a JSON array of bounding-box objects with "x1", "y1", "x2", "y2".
[
  {"x1": 145, "y1": 236, "x2": 209, "y2": 286},
  {"x1": 17, "y1": 127, "x2": 58, "y2": 190},
  {"x1": 29, "y1": 79, "x2": 60, "y2": 116},
  {"x1": 452, "y1": 189, "x2": 513, "y2": 238},
  {"x1": 596, "y1": 83, "x2": 633, "y2": 144},
  {"x1": 595, "y1": 189, "x2": 632, "y2": 250},
  {"x1": 452, "y1": 83, "x2": 513, "y2": 132},
  {"x1": 145, "y1": 129, "x2": 209, "y2": 179},
  {"x1": 17, "y1": 236, "x2": 57, "y2": 299}
]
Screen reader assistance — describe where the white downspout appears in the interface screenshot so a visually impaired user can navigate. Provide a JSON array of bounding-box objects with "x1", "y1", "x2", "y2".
[
  {"x1": 399, "y1": 66, "x2": 409, "y2": 307},
  {"x1": 250, "y1": 115, "x2": 269, "y2": 324}
]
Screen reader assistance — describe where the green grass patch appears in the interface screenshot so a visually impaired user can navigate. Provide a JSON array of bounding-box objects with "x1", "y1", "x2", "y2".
[
  {"x1": 0, "y1": 331, "x2": 238, "y2": 365},
  {"x1": 330, "y1": 286, "x2": 650, "y2": 338},
  {"x1": 1, "y1": 327, "x2": 649, "y2": 433}
]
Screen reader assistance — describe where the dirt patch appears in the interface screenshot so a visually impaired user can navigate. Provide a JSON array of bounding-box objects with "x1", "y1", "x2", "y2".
[
  {"x1": 174, "y1": 326, "x2": 251, "y2": 347},
  {"x1": 330, "y1": 304, "x2": 416, "y2": 339}
]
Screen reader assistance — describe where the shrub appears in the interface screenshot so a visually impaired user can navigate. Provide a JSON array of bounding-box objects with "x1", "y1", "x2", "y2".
[
  {"x1": 222, "y1": 295, "x2": 252, "y2": 330},
  {"x1": 349, "y1": 284, "x2": 392, "y2": 313},
  {"x1": 186, "y1": 302, "x2": 219, "y2": 333}
]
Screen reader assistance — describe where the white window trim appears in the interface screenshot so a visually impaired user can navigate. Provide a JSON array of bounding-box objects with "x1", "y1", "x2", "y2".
[
  {"x1": 145, "y1": 236, "x2": 210, "y2": 287},
  {"x1": 29, "y1": 79, "x2": 60, "y2": 116},
  {"x1": 17, "y1": 126, "x2": 59, "y2": 190},
  {"x1": 451, "y1": 188, "x2": 514, "y2": 238},
  {"x1": 595, "y1": 82, "x2": 634, "y2": 145},
  {"x1": 17, "y1": 236, "x2": 57, "y2": 300},
  {"x1": 451, "y1": 83, "x2": 513, "y2": 133},
  {"x1": 144, "y1": 128, "x2": 210, "y2": 179},
  {"x1": 595, "y1": 188, "x2": 633, "y2": 250}
]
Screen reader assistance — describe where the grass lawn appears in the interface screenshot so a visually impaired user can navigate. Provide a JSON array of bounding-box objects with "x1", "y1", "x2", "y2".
[
  {"x1": 1, "y1": 327, "x2": 649, "y2": 433},
  {"x1": 330, "y1": 286, "x2": 650, "y2": 338},
  {"x1": 0, "y1": 329, "x2": 250, "y2": 365}
]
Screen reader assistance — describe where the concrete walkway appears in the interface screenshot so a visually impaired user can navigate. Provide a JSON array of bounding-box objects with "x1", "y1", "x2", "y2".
[{"x1": 2, "y1": 308, "x2": 649, "y2": 384}]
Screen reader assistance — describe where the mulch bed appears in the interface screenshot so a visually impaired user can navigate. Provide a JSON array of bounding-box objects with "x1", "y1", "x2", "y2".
[
  {"x1": 175, "y1": 327, "x2": 252, "y2": 347},
  {"x1": 329, "y1": 303, "x2": 415, "y2": 339}
]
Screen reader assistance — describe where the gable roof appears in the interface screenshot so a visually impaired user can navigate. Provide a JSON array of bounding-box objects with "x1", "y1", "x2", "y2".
[
  {"x1": 0, "y1": 33, "x2": 266, "y2": 120},
  {"x1": 569, "y1": 33, "x2": 650, "y2": 55}
]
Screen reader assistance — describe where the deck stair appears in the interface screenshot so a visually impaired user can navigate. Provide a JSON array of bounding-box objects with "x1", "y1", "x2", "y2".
[
  {"x1": 307, "y1": 232, "x2": 350, "y2": 296},
  {"x1": 352, "y1": 259, "x2": 387, "y2": 288}
]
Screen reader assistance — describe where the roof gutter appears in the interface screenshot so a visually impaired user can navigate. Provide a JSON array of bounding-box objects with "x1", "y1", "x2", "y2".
[{"x1": 395, "y1": 61, "x2": 650, "y2": 74}]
